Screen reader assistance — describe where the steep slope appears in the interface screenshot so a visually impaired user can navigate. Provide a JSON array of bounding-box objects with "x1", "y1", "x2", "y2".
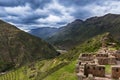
[
  {"x1": 47, "y1": 14, "x2": 120, "y2": 50},
  {"x1": 0, "y1": 20, "x2": 59, "y2": 72},
  {"x1": 29, "y1": 27, "x2": 58, "y2": 40}
]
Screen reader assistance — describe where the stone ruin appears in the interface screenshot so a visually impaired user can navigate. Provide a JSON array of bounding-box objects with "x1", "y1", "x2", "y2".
[
  {"x1": 113, "y1": 50, "x2": 120, "y2": 61},
  {"x1": 96, "y1": 53, "x2": 117, "y2": 65},
  {"x1": 84, "y1": 64, "x2": 105, "y2": 77},
  {"x1": 79, "y1": 54, "x2": 94, "y2": 61},
  {"x1": 76, "y1": 48, "x2": 120, "y2": 80},
  {"x1": 112, "y1": 66, "x2": 120, "y2": 79}
]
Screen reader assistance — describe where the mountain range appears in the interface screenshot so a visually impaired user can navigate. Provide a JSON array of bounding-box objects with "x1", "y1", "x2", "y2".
[
  {"x1": 29, "y1": 27, "x2": 58, "y2": 40},
  {"x1": 29, "y1": 13, "x2": 120, "y2": 50}
]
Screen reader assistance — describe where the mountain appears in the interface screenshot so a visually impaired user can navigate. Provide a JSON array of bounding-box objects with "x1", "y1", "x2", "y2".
[
  {"x1": 29, "y1": 27, "x2": 58, "y2": 40},
  {"x1": 0, "y1": 20, "x2": 59, "y2": 72},
  {"x1": 47, "y1": 14, "x2": 120, "y2": 50}
]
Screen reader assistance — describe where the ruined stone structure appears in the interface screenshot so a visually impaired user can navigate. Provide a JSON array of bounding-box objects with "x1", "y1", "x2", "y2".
[
  {"x1": 84, "y1": 64, "x2": 105, "y2": 77},
  {"x1": 76, "y1": 64, "x2": 80, "y2": 73},
  {"x1": 112, "y1": 66, "x2": 120, "y2": 79},
  {"x1": 108, "y1": 55, "x2": 117, "y2": 65},
  {"x1": 97, "y1": 58, "x2": 108, "y2": 65},
  {"x1": 96, "y1": 54, "x2": 117, "y2": 65},
  {"x1": 79, "y1": 53, "x2": 94, "y2": 61},
  {"x1": 113, "y1": 52, "x2": 120, "y2": 61},
  {"x1": 96, "y1": 54, "x2": 108, "y2": 58},
  {"x1": 96, "y1": 53, "x2": 108, "y2": 65},
  {"x1": 79, "y1": 52, "x2": 117, "y2": 65},
  {"x1": 77, "y1": 48, "x2": 120, "y2": 80}
]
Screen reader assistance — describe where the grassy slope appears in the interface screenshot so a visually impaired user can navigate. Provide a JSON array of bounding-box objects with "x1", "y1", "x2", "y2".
[
  {"x1": 44, "y1": 61, "x2": 77, "y2": 80},
  {"x1": 0, "y1": 20, "x2": 58, "y2": 72}
]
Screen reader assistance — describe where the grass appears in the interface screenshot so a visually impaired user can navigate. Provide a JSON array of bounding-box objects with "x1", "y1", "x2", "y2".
[
  {"x1": 43, "y1": 61, "x2": 77, "y2": 80},
  {"x1": 105, "y1": 65, "x2": 111, "y2": 74}
]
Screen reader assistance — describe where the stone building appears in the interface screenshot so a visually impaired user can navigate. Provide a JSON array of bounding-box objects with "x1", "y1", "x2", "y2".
[
  {"x1": 79, "y1": 53, "x2": 94, "y2": 61},
  {"x1": 77, "y1": 49, "x2": 119, "y2": 80},
  {"x1": 97, "y1": 58, "x2": 108, "y2": 65},
  {"x1": 96, "y1": 53, "x2": 117, "y2": 65},
  {"x1": 113, "y1": 53, "x2": 120, "y2": 61},
  {"x1": 108, "y1": 55, "x2": 117, "y2": 65},
  {"x1": 96, "y1": 54, "x2": 108, "y2": 58},
  {"x1": 112, "y1": 66, "x2": 120, "y2": 79},
  {"x1": 96, "y1": 54, "x2": 108, "y2": 65},
  {"x1": 84, "y1": 64, "x2": 105, "y2": 77},
  {"x1": 76, "y1": 64, "x2": 80, "y2": 73}
]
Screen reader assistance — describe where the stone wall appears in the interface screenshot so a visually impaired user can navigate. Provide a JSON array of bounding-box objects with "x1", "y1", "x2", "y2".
[
  {"x1": 79, "y1": 54, "x2": 94, "y2": 61},
  {"x1": 112, "y1": 66, "x2": 120, "y2": 79},
  {"x1": 84, "y1": 64, "x2": 105, "y2": 77},
  {"x1": 96, "y1": 54, "x2": 108, "y2": 58},
  {"x1": 98, "y1": 58, "x2": 108, "y2": 65},
  {"x1": 96, "y1": 53, "x2": 117, "y2": 65},
  {"x1": 108, "y1": 57, "x2": 117, "y2": 65},
  {"x1": 113, "y1": 53, "x2": 120, "y2": 60}
]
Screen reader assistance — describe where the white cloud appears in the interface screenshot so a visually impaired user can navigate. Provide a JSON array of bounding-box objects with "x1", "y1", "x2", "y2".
[
  {"x1": 38, "y1": 15, "x2": 61, "y2": 23},
  {"x1": 4, "y1": 4, "x2": 31, "y2": 16},
  {"x1": 83, "y1": 0, "x2": 120, "y2": 17},
  {"x1": 36, "y1": 0, "x2": 75, "y2": 26}
]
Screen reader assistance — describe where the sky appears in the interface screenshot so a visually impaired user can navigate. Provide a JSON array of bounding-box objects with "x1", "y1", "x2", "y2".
[{"x1": 1, "y1": 0, "x2": 120, "y2": 31}]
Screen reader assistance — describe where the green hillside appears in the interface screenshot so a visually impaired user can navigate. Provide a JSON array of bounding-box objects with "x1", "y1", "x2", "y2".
[
  {"x1": 44, "y1": 61, "x2": 77, "y2": 80},
  {"x1": 0, "y1": 20, "x2": 59, "y2": 72}
]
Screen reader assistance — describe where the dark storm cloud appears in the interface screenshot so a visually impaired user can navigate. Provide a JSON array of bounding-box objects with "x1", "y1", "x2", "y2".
[
  {"x1": 28, "y1": 0, "x2": 52, "y2": 9},
  {"x1": 0, "y1": 0, "x2": 52, "y2": 9},
  {"x1": 20, "y1": 13, "x2": 49, "y2": 24},
  {"x1": 70, "y1": 9, "x2": 92, "y2": 20},
  {"x1": 0, "y1": 0, "x2": 21, "y2": 7},
  {"x1": 58, "y1": 0, "x2": 97, "y2": 7}
]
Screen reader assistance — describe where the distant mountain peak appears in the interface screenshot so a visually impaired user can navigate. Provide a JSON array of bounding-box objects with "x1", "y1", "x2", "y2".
[
  {"x1": 66, "y1": 19, "x2": 83, "y2": 27},
  {"x1": 72, "y1": 19, "x2": 83, "y2": 24},
  {"x1": 104, "y1": 13, "x2": 119, "y2": 16},
  {"x1": 74, "y1": 19, "x2": 83, "y2": 22}
]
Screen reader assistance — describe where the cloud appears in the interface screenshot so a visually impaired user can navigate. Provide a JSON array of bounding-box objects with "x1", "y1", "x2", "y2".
[
  {"x1": 71, "y1": 0, "x2": 120, "y2": 19},
  {"x1": 0, "y1": 0, "x2": 51, "y2": 9},
  {"x1": 37, "y1": 0, "x2": 75, "y2": 26},
  {"x1": 84, "y1": 0, "x2": 120, "y2": 17},
  {"x1": 0, "y1": 0, "x2": 120, "y2": 31}
]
